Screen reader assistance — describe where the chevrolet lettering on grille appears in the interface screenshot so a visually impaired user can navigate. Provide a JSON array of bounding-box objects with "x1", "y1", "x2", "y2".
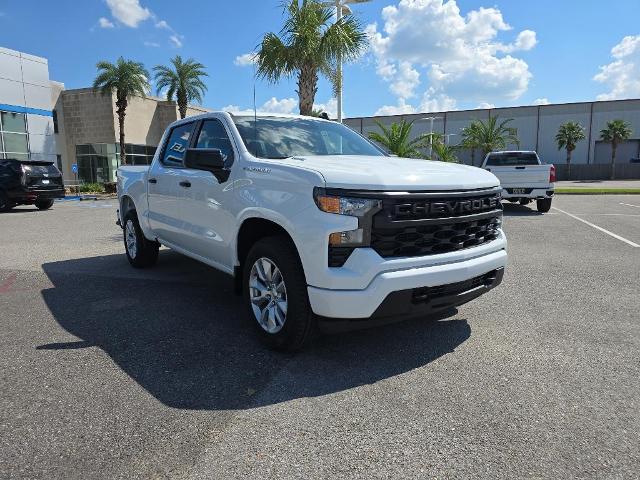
[{"x1": 394, "y1": 195, "x2": 500, "y2": 217}]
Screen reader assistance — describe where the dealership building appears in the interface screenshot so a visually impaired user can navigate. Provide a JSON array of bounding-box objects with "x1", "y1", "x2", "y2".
[{"x1": 2, "y1": 46, "x2": 640, "y2": 183}]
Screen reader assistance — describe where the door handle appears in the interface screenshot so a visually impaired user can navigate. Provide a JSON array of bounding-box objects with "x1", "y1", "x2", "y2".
[
  {"x1": 515, "y1": 166, "x2": 526, "y2": 169},
  {"x1": 179, "y1": 181, "x2": 191, "y2": 188},
  {"x1": 148, "y1": 178, "x2": 157, "y2": 184}
]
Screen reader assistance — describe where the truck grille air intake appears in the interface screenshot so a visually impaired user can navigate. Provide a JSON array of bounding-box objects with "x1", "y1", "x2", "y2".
[{"x1": 370, "y1": 190, "x2": 502, "y2": 259}]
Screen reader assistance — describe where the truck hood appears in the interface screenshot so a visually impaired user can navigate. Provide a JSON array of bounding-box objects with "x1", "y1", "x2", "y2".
[{"x1": 278, "y1": 155, "x2": 499, "y2": 191}]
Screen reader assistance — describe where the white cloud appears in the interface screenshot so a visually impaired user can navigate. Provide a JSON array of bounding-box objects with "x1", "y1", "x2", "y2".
[
  {"x1": 105, "y1": 0, "x2": 150, "y2": 28},
  {"x1": 313, "y1": 98, "x2": 339, "y2": 118},
  {"x1": 223, "y1": 97, "x2": 340, "y2": 117},
  {"x1": 261, "y1": 97, "x2": 298, "y2": 114},
  {"x1": 514, "y1": 30, "x2": 537, "y2": 51},
  {"x1": 533, "y1": 97, "x2": 550, "y2": 105},
  {"x1": 144, "y1": 41, "x2": 160, "y2": 48},
  {"x1": 476, "y1": 102, "x2": 495, "y2": 109},
  {"x1": 169, "y1": 34, "x2": 183, "y2": 48},
  {"x1": 374, "y1": 100, "x2": 417, "y2": 116},
  {"x1": 98, "y1": 17, "x2": 115, "y2": 28},
  {"x1": 155, "y1": 20, "x2": 170, "y2": 30},
  {"x1": 234, "y1": 53, "x2": 257, "y2": 67},
  {"x1": 367, "y1": 0, "x2": 536, "y2": 111},
  {"x1": 594, "y1": 35, "x2": 640, "y2": 101}
]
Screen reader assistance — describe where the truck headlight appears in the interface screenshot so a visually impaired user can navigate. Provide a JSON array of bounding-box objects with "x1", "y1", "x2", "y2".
[{"x1": 313, "y1": 188, "x2": 381, "y2": 217}]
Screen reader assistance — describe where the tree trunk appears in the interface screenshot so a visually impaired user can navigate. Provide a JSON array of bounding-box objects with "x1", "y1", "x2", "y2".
[
  {"x1": 297, "y1": 63, "x2": 318, "y2": 116},
  {"x1": 177, "y1": 89, "x2": 187, "y2": 119},
  {"x1": 115, "y1": 94, "x2": 128, "y2": 166},
  {"x1": 566, "y1": 148, "x2": 572, "y2": 180},
  {"x1": 611, "y1": 140, "x2": 617, "y2": 180},
  {"x1": 471, "y1": 148, "x2": 475, "y2": 166}
]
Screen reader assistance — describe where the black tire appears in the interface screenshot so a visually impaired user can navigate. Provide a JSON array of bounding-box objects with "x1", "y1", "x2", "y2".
[
  {"x1": 243, "y1": 236, "x2": 315, "y2": 351},
  {"x1": 537, "y1": 198, "x2": 552, "y2": 213},
  {"x1": 35, "y1": 199, "x2": 54, "y2": 210},
  {"x1": 0, "y1": 191, "x2": 12, "y2": 213},
  {"x1": 123, "y1": 210, "x2": 159, "y2": 268},
  {"x1": 519, "y1": 198, "x2": 531, "y2": 205}
]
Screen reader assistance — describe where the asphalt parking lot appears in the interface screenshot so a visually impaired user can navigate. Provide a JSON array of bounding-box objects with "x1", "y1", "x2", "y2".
[{"x1": 1, "y1": 195, "x2": 639, "y2": 479}]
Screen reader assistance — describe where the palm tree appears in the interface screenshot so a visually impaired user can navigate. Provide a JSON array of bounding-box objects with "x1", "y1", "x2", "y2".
[
  {"x1": 430, "y1": 136, "x2": 459, "y2": 163},
  {"x1": 153, "y1": 56, "x2": 208, "y2": 119},
  {"x1": 367, "y1": 120, "x2": 427, "y2": 158},
  {"x1": 93, "y1": 57, "x2": 150, "y2": 165},
  {"x1": 469, "y1": 117, "x2": 520, "y2": 159},
  {"x1": 256, "y1": 0, "x2": 368, "y2": 116},
  {"x1": 600, "y1": 119, "x2": 633, "y2": 179},
  {"x1": 460, "y1": 122, "x2": 482, "y2": 166},
  {"x1": 555, "y1": 121, "x2": 586, "y2": 179}
]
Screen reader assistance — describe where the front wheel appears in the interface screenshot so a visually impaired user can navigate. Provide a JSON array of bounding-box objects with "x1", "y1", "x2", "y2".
[
  {"x1": 35, "y1": 199, "x2": 54, "y2": 210},
  {"x1": 243, "y1": 236, "x2": 315, "y2": 351},
  {"x1": 123, "y1": 211, "x2": 159, "y2": 268},
  {"x1": 537, "y1": 198, "x2": 552, "y2": 213}
]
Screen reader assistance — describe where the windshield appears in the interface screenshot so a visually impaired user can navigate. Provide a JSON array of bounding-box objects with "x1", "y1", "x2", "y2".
[
  {"x1": 485, "y1": 152, "x2": 540, "y2": 166},
  {"x1": 233, "y1": 116, "x2": 385, "y2": 159}
]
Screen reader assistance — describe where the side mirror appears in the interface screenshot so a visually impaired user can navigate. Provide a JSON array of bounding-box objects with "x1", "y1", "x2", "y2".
[{"x1": 184, "y1": 148, "x2": 225, "y2": 172}]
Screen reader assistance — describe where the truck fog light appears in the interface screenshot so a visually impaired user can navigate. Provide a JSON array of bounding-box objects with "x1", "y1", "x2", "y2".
[{"x1": 329, "y1": 228, "x2": 364, "y2": 246}]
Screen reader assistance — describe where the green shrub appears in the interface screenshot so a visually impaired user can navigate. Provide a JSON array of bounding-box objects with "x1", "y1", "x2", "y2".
[{"x1": 79, "y1": 182, "x2": 105, "y2": 193}]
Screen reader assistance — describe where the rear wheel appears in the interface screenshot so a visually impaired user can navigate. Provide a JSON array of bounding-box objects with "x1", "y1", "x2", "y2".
[
  {"x1": 123, "y1": 211, "x2": 159, "y2": 268},
  {"x1": 0, "y1": 191, "x2": 12, "y2": 212},
  {"x1": 35, "y1": 199, "x2": 54, "y2": 210},
  {"x1": 243, "y1": 236, "x2": 314, "y2": 351},
  {"x1": 537, "y1": 198, "x2": 552, "y2": 213}
]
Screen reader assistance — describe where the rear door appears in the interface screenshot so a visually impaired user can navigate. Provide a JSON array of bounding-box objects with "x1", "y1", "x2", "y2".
[
  {"x1": 147, "y1": 121, "x2": 196, "y2": 246},
  {"x1": 179, "y1": 117, "x2": 237, "y2": 271}
]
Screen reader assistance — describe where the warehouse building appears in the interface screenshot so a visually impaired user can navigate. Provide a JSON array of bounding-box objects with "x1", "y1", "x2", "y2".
[{"x1": 344, "y1": 99, "x2": 640, "y2": 179}]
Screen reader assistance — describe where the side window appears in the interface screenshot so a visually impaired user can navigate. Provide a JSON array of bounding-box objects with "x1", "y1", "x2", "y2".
[
  {"x1": 195, "y1": 119, "x2": 234, "y2": 162},
  {"x1": 161, "y1": 122, "x2": 194, "y2": 167}
]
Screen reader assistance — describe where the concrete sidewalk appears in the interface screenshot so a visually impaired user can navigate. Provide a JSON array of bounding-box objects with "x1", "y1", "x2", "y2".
[{"x1": 556, "y1": 180, "x2": 640, "y2": 189}]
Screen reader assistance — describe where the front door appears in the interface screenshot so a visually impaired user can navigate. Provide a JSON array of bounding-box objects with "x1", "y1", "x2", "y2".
[
  {"x1": 147, "y1": 121, "x2": 196, "y2": 246},
  {"x1": 179, "y1": 117, "x2": 237, "y2": 272}
]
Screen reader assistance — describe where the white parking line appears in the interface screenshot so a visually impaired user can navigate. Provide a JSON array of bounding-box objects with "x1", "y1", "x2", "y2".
[
  {"x1": 552, "y1": 207, "x2": 640, "y2": 248},
  {"x1": 620, "y1": 202, "x2": 640, "y2": 209}
]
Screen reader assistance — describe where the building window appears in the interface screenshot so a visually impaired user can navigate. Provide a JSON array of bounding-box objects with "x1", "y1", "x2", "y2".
[
  {"x1": 75, "y1": 143, "x2": 157, "y2": 183},
  {"x1": 52, "y1": 109, "x2": 59, "y2": 134},
  {"x1": 56, "y1": 154, "x2": 62, "y2": 171},
  {"x1": 0, "y1": 110, "x2": 29, "y2": 159}
]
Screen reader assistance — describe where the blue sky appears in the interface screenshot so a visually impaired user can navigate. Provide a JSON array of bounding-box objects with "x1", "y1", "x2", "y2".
[{"x1": 1, "y1": 0, "x2": 639, "y2": 117}]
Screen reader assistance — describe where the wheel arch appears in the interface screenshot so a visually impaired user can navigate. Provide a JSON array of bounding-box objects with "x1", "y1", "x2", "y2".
[{"x1": 234, "y1": 217, "x2": 302, "y2": 294}]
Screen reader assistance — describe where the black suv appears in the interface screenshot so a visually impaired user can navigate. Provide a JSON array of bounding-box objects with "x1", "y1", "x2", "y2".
[{"x1": 0, "y1": 159, "x2": 65, "y2": 212}]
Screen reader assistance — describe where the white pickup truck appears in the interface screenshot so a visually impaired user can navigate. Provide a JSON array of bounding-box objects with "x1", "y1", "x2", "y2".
[
  {"x1": 481, "y1": 151, "x2": 555, "y2": 212},
  {"x1": 117, "y1": 112, "x2": 507, "y2": 349}
]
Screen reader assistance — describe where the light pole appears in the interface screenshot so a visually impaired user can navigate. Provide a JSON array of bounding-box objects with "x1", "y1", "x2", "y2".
[
  {"x1": 421, "y1": 116, "x2": 443, "y2": 158},
  {"x1": 323, "y1": 0, "x2": 372, "y2": 123}
]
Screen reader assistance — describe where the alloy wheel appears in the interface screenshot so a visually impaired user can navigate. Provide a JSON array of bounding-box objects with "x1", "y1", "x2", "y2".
[
  {"x1": 125, "y1": 219, "x2": 137, "y2": 259},
  {"x1": 249, "y1": 257, "x2": 288, "y2": 334}
]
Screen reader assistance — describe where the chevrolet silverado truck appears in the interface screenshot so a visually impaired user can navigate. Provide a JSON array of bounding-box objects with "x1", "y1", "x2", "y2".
[
  {"x1": 481, "y1": 150, "x2": 555, "y2": 213},
  {"x1": 0, "y1": 158, "x2": 65, "y2": 212},
  {"x1": 117, "y1": 113, "x2": 507, "y2": 350}
]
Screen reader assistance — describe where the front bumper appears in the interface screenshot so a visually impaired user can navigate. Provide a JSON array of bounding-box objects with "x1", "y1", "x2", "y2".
[{"x1": 308, "y1": 247, "x2": 507, "y2": 322}]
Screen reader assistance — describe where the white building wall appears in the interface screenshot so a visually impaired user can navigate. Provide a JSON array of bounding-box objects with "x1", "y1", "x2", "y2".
[{"x1": 0, "y1": 46, "x2": 56, "y2": 162}]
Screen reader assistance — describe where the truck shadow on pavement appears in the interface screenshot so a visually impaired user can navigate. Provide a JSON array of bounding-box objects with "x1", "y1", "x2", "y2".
[
  {"x1": 502, "y1": 203, "x2": 543, "y2": 216},
  {"x1": 39, "y1": 251, "x2": 471, "y2": 411}
]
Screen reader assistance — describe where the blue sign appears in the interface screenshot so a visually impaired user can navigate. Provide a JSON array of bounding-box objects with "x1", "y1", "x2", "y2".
[{"x1": 72, "y1": 163, "x2": 78, "y2": 174}]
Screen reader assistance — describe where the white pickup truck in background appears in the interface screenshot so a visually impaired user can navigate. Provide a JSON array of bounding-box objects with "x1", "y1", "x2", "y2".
[
  {"x1": 481, "y1": 151, "x2": 555, "y2": 213},
  {"x1": 117, "y1": 112, "x2": 507, "y2": 350}
]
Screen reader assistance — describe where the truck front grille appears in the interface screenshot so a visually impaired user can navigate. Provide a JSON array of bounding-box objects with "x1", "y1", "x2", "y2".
[{"x1": 370, "y1": 190, "x2": 502, "y2": 259}]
